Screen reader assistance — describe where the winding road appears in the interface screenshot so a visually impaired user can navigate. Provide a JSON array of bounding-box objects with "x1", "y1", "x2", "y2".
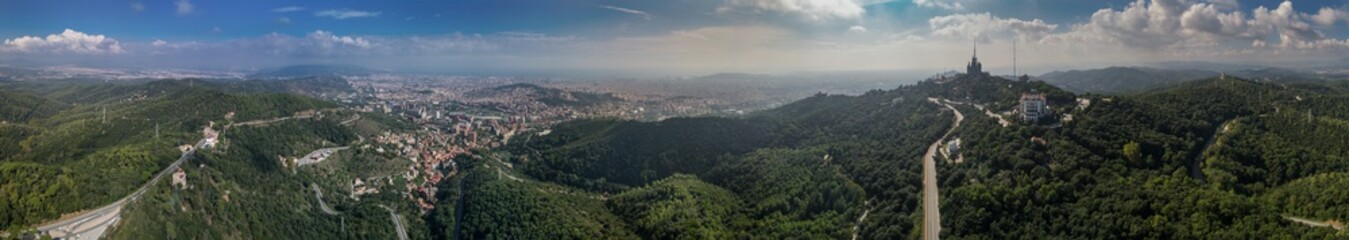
[
  {"x1": 1285, "y1": 216, "x2": 1346, "y2": 230},
  {"x1": 922, "y1": 98, "x2": 964, "y2": 240},
  {"x1": 1188, "y1": 119, "x2": 1235, "y2": 181},
  {"x1": 34, "y1": 139, "x2": 208, "y2": 239},
  {"x1": 379, "y1": 205, "x2": 410, "y2": 240},
  {"x1": 311, "y1": 184, "x2": 340, "y2": 215},
  {"x1": 851, "y1": 200, "x2": 872, "y2": 240}
]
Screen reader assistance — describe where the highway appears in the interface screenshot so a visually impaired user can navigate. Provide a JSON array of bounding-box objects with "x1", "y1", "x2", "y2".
[
  {"x1": 34, "y1": 139, "x2": 207, "y2": 239},
  {"x1": 922, "y1": 98, "x2": 964, "y2": 240}
]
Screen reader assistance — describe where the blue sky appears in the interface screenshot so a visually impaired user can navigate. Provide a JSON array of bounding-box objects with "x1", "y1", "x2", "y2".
[{"x1": 1, "y1": 0, "x2": 1347, "y2": 75}]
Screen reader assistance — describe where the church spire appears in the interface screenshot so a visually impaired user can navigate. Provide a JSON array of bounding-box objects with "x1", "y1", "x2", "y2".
[{"x1": 966, "y1": 39, "x2": 983, "y2": 75}]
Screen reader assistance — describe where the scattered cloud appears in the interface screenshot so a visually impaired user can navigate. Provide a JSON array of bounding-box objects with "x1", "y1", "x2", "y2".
[
  {"x1": 175, "y1": 0, "x2": 193, "y2": 15},
  {"x1": 720, "y1": 0, "x2": 866, "y2": 21},
  {"x1": 315, "y1": 9, "x2": 382, "y2": 19},
  {"x1": 952, "y1": 0, "x2": 1349, "y2": 52},
  {"x1": 1204, "y1": 0, "x2": 1239, "y2": 10},
  {"x1": 857, "y1": 0, "x2": 1349, "y2": 72},
  {"x1": 132, "y1": 30, "x2": 570, "y2": 59},
  {"x1": 599, "y1": 5, "x2": 654, "y2": 20},
  {"x1": 130, "y1": 2, "x2": 146, "y2": 12},
  {"x1": 1304, "y1": 7, "x2": 1345, "y2": 26},
  {"x1": 1073, "y1": 0, "x2": 1338, "y2": 49},
  {"x1": 308, "y1": 30, "x2": 372, "y2": 49},
  {"x1": 1, "y1": 29, "x2": 124, "y2": 54},
  {"x1": 272, "y1": 6, "x2": 305, "y2": 13},
  {"x1": 928, "y1": 13, "x2": 1057, "y2": 42},
  {"x1": 913, "y1": 0, "x2": 964, "y2": 11},
  {"x1": 6, "y1": 0, "x2": 1349, "y2": 74}
]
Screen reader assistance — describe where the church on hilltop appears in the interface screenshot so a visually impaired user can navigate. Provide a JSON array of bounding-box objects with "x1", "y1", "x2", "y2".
[{"x1": 966, "y1": 43, "x2": 987, "y2": 76}]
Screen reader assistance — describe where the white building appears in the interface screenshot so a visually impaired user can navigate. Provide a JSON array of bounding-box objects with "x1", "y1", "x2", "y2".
[{"x1": 1020, "y1": 92, "x2": 1048, "y2": 122}]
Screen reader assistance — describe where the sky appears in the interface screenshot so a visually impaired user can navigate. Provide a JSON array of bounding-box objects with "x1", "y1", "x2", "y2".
[{"x1": 0, "y1": 0, "x2": 1347, "y2": 76}]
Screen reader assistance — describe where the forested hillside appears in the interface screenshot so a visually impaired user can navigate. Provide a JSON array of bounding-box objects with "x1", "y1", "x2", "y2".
[
  {"x1": 5, "y1": 72, "x2": 1348, "y2": 239},
  {"x1": 500, "y1": 74, "x2": 970, "y2": 239},
  {"x1": 939, "y1": 76, "x2": 1349, "y2": 238},
  {"x1": 0, "y1": 79, "x2": 336, "y2": 232},
  {"x1": 499, "y1": 74, "x2": 1349, "y2": 239},
  {"x1": 1039, "y1": 67, "x2": 1216, "y2": 94},
  {"x1": 109, "y1": 117, "x2": 419, "y2": 239}
]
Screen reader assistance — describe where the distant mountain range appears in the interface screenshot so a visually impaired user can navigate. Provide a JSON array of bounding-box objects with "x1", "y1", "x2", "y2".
[
  {"x1": 247, "y1": 64, "x2": 386, "y2": 79},
  {"x1": 1038, "y1": 65, "x2": 1336, "y2": 94},
  {"x1": 1038, "y1": 67, "x2": 1218, "y2": 94}
]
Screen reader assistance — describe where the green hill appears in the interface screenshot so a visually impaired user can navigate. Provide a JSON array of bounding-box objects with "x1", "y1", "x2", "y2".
[
  {"x1": 0, "y1": 89, "x2": 66, "y2": 123},
  {"x1": 607, "y1": 174, "x2": 743, "y2": 239},
  {"x1": 1039, "y1": 67, "x2": 1218, "y2": 94},
  {"x1": 0, "y1": 80, "x2": 337, "y2": 231},
  {"x1": 6, "y1": 72, "x2": 1349, "y2": 239},
  {"x1": 506, "y1": 73, "x2": 1349, "y2": 239}
]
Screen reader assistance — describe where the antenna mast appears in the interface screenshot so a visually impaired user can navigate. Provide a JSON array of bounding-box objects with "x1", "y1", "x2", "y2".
[{"x1": 1013, "y1": 38, "x2": 1017, "y2": 77}]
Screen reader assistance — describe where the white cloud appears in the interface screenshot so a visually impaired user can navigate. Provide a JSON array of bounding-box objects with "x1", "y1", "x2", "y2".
[
  {"x1": 152, "y1": 39, "x2": 168, "y2": 46},
  {"x1": 1, "y1": 29, "x2": 124, "y2": 54},
  {"x1": 315, "y1": 9, "x2": 382, "y2": 19},
  {"x1": 913, "y1": 0, "x2": 963, "y2": 11},
  {"x1": 849, "y1": 25, "x2": 868, "y2": 33},
  {"x1": 175, "y1": 0, "x2": 193, "y2": 15},
  {"x1": 130, "y1": 2, "x2": 146, "y2": 12},
  {"x1": 721, "y1": 0, "x2": 866, "y2": 21},
  {"x1": 308, "y1": 30, "x2": 372, "y2": 49},
  {"x1": 929, "y1": 13, "x2": 1057, "y2": 42},
  {"x1": 272, "y1": 6, "x2": 305, "y2": 13},
  {"x1": 1304, "y1": 7, "x2": 1345, "y2": 26},
  {"x1": 600, "y1": 5, "x2": 654, "y2": 20},
  {"x1": 1033, "y1": 0, "x2": 1348, "y2": 51},
  {"x1": 278, "y1": 17, "x2": 292, "y2": 24}
]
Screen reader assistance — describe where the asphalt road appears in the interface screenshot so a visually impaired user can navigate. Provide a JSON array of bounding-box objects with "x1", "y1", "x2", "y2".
[
  {"x1": 311, "y1": 184, "x2": 340, "y2": 215},
  {"x1": 35, "y1": 139, "x2": 206, "y2": 239},
  {"x1": 922, "y1": 98, "x2": 963, "y2": 240},
  {"x1": 379, "y1": 205, "x2": 410, "y2": 240}
]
